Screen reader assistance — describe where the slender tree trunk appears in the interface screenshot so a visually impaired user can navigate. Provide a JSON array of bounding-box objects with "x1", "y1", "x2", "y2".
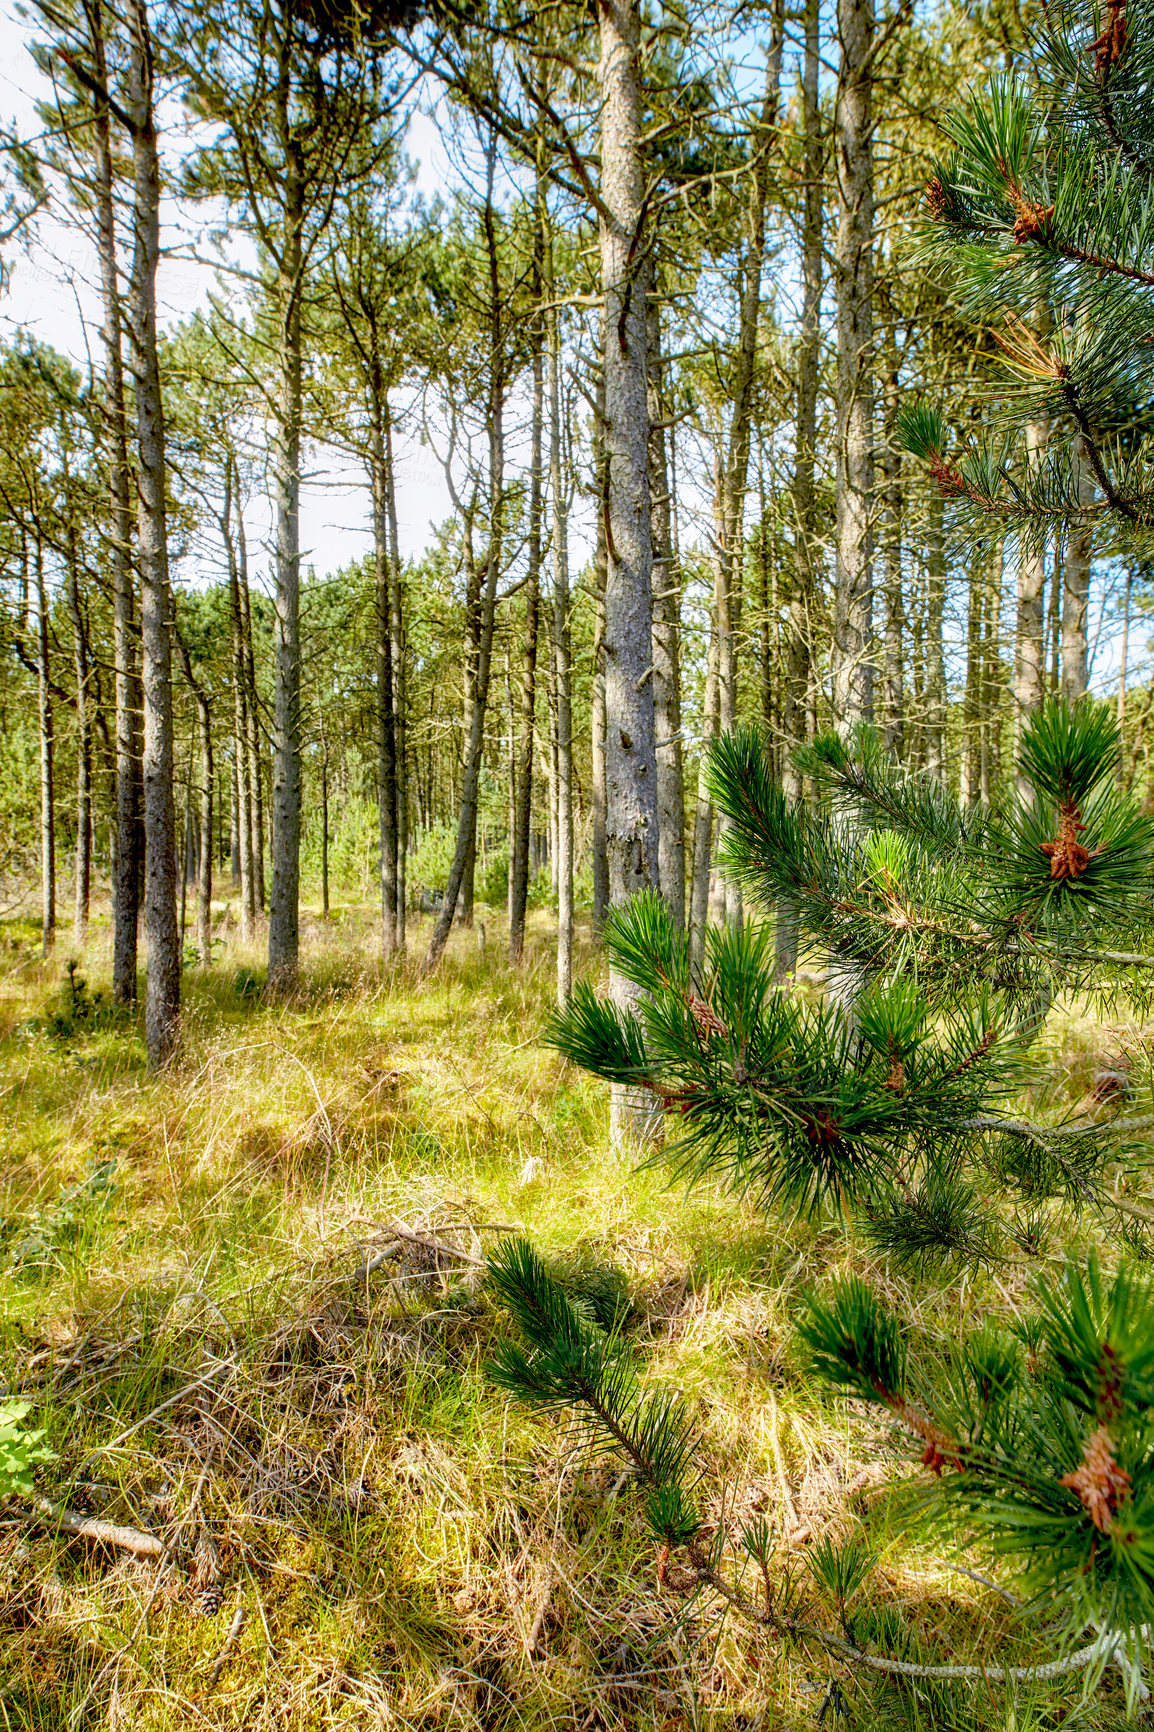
[
  {"x1": 510, "y1": 174, "x2": 545, "y2": 964},
  {"x1": 647, "y1": 277, "x2": 684, "y2": 926},
  {"x1": 229, "y1": 751, "x2": 240, "y2": 885},
  {"x1": 222, "y1": 456, "x2": 254, "y2": 937},
  {"x1": 268, "y1": 123, "x2": 305, "y2": 987},
  {"x1": 237, "y1": 510, "x2": 264, "y2": 912},
  {"x1": 880, "y1": 359, "x2": 904, "y2": 755},
  {"x1": 758, "y1": 457, "x2": 773, "y2": 733},
  {"x1": 35, "y1": 531, "x2": 55, "y2": 957},
  {"x1": 715, "y1": 29, "x2": 782, "y2": 928},
  {"x1": 372, "y1": 424, "x2": 398, "y2": 956},
  {"x1": 1049, "y1": 538, "x2": 1062, "y2": 696},
  {"x1": 689, "y1": 616, "x2": 720, "y2": 979},
  {"x1": 777, "y1": 0, "x2": 822, "y2": 980},
  {"x1": 196, "y1": 689, "x2": 212, "y2": 967},
  {"x1": 505, "y1": 651, "x2": 516, "y2": 923},
  {"x1": 591, "y1": 354, "x2": 610, "y2": 934},
  {"x1": 66, "y1": 512, "x2": 92, "y2": 945},
  {"x1": 831, "y1": 0, "x2": 875, "y2": 728},
  {"x1": 1015, "y1": 412, "x2": 1049, "y2": 795},
  {"x1": 962, "y1": 545, "x2": 983, "y2": 803},
  {"x1": 598, "y1": 0, "x2": 660, "y2": 1137},
  {"x1": 925, "y1": 491, "x2": 946, "y2": 780},
  {"x1": 1118, "y1": 564, "x2": 1133, "y2": 787},
  {"x1": 128, "y1": 0, "x2": 178, "y2": 1066},
  {"x1": 425, "y1": 165, "x2": 505, "y2": 969},
  {"x1": 385, "y1": 410, "x2": 407, "y2": 950},
  {"x1": 1061, "y1": 435, "x2": 1094, "y2": 704},
  {"x1": 550, "y1": 276, "x2": 574, "y2": 1004},
  {"x1": 88, "y1": 0, "x2": 139, "y2": 1001},
  {"x1": 320, "y1": 724, "x2": 329, "y2": 918}
]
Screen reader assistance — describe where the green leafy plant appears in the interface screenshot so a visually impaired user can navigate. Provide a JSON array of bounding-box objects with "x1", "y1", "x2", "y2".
[
  {"x1": 2, "y1": 1158, "x2": 119, "y2": 1274},
  {"x1": 0, "y1": 1401, "x2": 54, "y2": 1501},
  {"x1": 46, "y1": 959, "x2": 114, "y2": 1041}
]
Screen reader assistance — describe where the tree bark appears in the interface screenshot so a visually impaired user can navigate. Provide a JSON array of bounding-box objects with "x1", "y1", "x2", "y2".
[
  {"x1": 424, "y1": 163, "x2": 505, "y2": 970},
  {"x1": 646, "y1": 276, "x2": 684, "y2": 927},
  {"x1": 320, "y1": 721, "x2": 329, "y2": 917},
  {"x1": 35, "y1": 530, "x2": 55, "y2": 957},
  {"x1": 880, "y1": 359, "x2": 904, "y2": 756},
  {"x1": 1015, "y1": 412, "x2": 1048, "y2": 796},
  {"x1": 372, "y1": 419, "x2": 398, "y2": 956},
  {"x1": 385, "y1": 410, "x2": 407, "y2": 950},
  {"x1": 549, "y1": 261, "x2": 574, "y2": 1005},
  {"x1": 510, "y1": 173, "x2": 545, "y2": 965},
  {"x1": 87, "y1": 0, "x2": 140, "y2": 1002},
  {"x1": 591, "y1": 354, "x2": 610, "y2": 935},
  {"x1": 925, "y1": 491, "x2": 946, "y2": 780},
  {"x1": 267, "y1": 113, "x2": 304, "y2": 987},
  {"x1": 689, "y1": 613, "x2": 719, "y2": 979},
  {"x1": 1061, "y1": 436, "x2": 1094, "y2": 704},
  {"x1": 222, "y1": 455, "x2": 254, "y2": 938},
  {"x1": 65, "y1": 503, "x2": 92, "y2": 946},
  {"x1": 598, "y1": 0, "x2": 660, "y2": 1137},
  {"x1": 127, "y1": 0, "x2": 179, "y2": 1066},
  {"x1": 831, "y1": 0, "x2": 875, "y2": 728},
  {"x1": 196, "y1": 689, "x2": 213, "y2": 966},
  {"x1": 237, "y1": 509, "x2": 264, "y2": 912},
  {"x1": 777, "y1": 0, "x2": 822, "y2": 981}
]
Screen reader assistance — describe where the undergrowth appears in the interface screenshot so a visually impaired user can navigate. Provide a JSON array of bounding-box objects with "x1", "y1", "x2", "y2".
[{"x1": 0, "y1": 901, "x2": 1143, "y2": 1729}]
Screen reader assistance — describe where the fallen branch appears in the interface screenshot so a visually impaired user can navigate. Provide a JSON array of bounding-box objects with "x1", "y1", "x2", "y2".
[
  {"x1": 203, "y1": 1596, "x2": 247, "y2": 1695},
  {"x1": 21, "y1": 1495, "x2": 164, "y2": 1558},
  {"x1": 362, "y1": 1221, "x2": 486, "y2": 1269},
  {"x1": 352, "y1": 1241, "x2": 405, "y2": 1282},
  {"x1": 690, "y1": 1549, "x2": 1144, "y2": 1684},
  {"x1": 527, "y1": 1565, "x2": 553, "y2": 1658}
]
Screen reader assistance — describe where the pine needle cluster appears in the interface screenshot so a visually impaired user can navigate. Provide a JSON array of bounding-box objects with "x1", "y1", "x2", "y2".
[{"x1": 902, "y1": 0, "x2": 1154, "y2": 540}]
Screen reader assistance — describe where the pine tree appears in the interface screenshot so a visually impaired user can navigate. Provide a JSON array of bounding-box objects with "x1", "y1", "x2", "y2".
[
  {"x1": 487, "y1": 699, "x2": 1154, "y2": 1692},
  {"x1": 900, "y1": 0, "x2": 1154, "y2": 539}
]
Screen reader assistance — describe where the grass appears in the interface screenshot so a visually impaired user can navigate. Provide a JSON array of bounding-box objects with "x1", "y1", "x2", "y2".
[{"x1": 0, "y1": 896, "x2": 1143, "y2": 1730}]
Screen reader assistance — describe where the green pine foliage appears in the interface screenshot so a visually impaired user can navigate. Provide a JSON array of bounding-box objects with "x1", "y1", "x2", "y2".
[
  {"x1": 798, "y1": 1260, "x2": 1154, "y2": 1662},
  {"x1": 486, "y1": 1237, "x2": 701, "y2": 1548},
  {"x1": 901, "y1": 0, "x2": 1154, "y2": 537},
  {"x1": 485, "y1": 694, "x2": 1154, "y2": 1681}
]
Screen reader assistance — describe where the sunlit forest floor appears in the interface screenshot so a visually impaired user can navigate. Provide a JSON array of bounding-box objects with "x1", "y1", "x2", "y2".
[{"x1": 0, "y1": 896, "x2": 1142, "y2": 1731}]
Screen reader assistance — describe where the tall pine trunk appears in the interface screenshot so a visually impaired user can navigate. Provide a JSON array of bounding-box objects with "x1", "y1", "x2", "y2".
[
  {"x1": 510, "y1": 174, "x2": 545, "y2": 964},
  {"x1": 89, "y1": 0, "x2": 140, "y2": 1002},
  {"x1": 1061, "y1": 436, "x2": 1094, "y2": 703},
  {"x1": 716, "y1": 32, "x2": 782, "y2": 927},
  {"x1": 590, "y1": 354, "x2": 610, "y2": 934},
  {"x1": 237, "y1": 509, "x2": 264, "y2": 911},
  {"x1": 1015, "y1": 412, "x2": 1049, "y2": 796},
  {"x1": 598, "y1": 0, "x2": 660, "y2": 1137},
  {"x1": 66, "y1": 509, "x2": 91, "y2": 945},
  {"x1": 777, "y1": 0, "x2": 822, "y2": 979},
  {"x1": 425, "y1": 163, "x2": 505, "y2": 969},
  {"x1": 385, "y1": 412, "x2": 407, "y2": 949},
  {"x1": 549, "y1": 268, "x2": 574, "y2": 1004},
  {"x1": 831, "y1": 0, "x2": 875, "y2": 727},
  {"x1": 268, "y1": 122, "x2": 304, "y2": 987},
  {"x1": 196, "y1": 689, "x2": 213, "y2": 966},
  {"x1": 128, "y1": 0, "x2": 179, "y2": 1066},
  {"x1": 35, "y1": 530, "x2": 55, "y2": 956},
  {"x1": 925, "y1": 491, "x2": 947, "y2": 779},
  {"x1": 646, "y1": 280, "x2": 684, "y2": 927},
  {"x1": 223, "y1": 455, "x2": 254, "y2": 938},
  {"x1": 372, "y1": 415, "x2": 398, "y2": 957},
  {"x1": 880, "y1": 358, "x2": 904, "y2": 755}
]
